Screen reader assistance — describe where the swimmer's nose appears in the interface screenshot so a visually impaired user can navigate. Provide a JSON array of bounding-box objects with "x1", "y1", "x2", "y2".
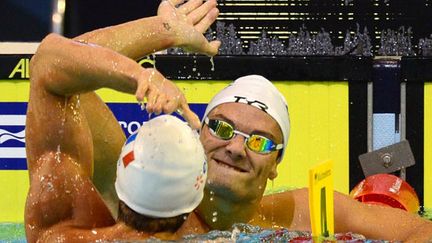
[{"x1": 225, "y1": 134, "x2": 247, "y2": 158}]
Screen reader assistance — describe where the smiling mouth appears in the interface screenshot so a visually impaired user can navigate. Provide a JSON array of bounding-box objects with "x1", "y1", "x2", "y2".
[{"x1": 214, "y1": 159, "x2": 247, "y2": 173}]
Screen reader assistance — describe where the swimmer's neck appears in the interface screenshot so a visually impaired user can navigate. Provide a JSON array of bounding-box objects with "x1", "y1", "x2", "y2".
[
  {"x1": 115, "y1": 221, "x2": 176, "y2": 240},
  {"x1": 196, "y1": 192, "x2": 261, "y2": 230}
]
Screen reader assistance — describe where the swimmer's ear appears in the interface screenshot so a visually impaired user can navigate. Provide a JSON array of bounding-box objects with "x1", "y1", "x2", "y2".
[{"x1": 268, "y1": 162, "x2": 278, "y2": 180}]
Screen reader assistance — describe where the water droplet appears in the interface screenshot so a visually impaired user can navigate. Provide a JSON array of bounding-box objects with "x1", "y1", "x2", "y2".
[
  {"x1": 46, "y1": 182, "x2": 54, "y2": 192},
  {"x1": 210, "y1": 56, "x2": 215, "y2": 71},
  {"x1": 140, "y1": 102, "x2": 146, "y2": 111},
  {"x1": 55, "y1": 145, "x2": 61, "y2": 163}
]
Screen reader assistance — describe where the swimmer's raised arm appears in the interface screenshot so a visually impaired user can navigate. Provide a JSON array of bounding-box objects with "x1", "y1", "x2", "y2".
[
  {"x1": 32, "y1": 34, "x2": 146, "y2": 96},
  {"x1": 31, "y1": 33, "x2": 200, "y2": 127},
  {"x1": 75, "y1": 0, "x2": 220, "y2": 59}
]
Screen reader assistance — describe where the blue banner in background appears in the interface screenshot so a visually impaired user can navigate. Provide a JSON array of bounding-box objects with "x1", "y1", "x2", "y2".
[
  {"x1": 0, "y1": 102, "x2": 208, "y2": 170},
  {"x1": 0, "y1": 102, "x2": 27, "y2": 170},
  {"x1": 108, "y1": 103, "x2": 207, "y2": 137}
]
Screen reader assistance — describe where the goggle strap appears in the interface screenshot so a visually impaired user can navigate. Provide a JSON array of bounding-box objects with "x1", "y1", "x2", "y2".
[{"x1": 275, "y1": 144, "x2": 284, "y2": 150}]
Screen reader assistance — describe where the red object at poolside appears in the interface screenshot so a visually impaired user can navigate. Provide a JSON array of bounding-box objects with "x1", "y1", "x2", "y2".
[{"x1": 350, "y1": 173, "x2": 419, "y2": 213}]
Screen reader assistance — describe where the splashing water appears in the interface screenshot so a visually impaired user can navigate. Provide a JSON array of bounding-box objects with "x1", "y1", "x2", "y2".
[
  {"x1": 0, "y1": 223, "x2": 26, "y2": 243},
  {"x1": 182, "y1": 223, "x2": 377, "y2": 243},
  {"x1": 0, "y1": 218, "x2": 429, "y2": 242}
]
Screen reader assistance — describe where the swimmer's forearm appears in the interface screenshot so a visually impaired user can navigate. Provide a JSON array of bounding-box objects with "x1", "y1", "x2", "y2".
[
  {"x1": 404, "y1": 226, "x2": 432, "y2": 243},
  {"x1": 333, "y1": 192, "x2": 432, "y2": 241},
  {"x1": 31, "y1": 33, "x2": 146, "y2": 96},
  {"x1": 74, "y1": 16, "x2": 175, "y2": 60},
  {"x1": 39, "y1": 226, "x2": 147, "y2": 243}
]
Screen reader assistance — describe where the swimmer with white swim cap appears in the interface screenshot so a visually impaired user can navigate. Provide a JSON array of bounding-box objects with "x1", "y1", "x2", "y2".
[
  {"x1": 27, "y1": 112, "x2": 207, "y2": 242},
  {"x1": 202, "y1": 75, "x2": 290, "y2": 161},
  {"x1": 193, "y1": 75, "x2": 432, "y2": 242},
  {"x1": 195, "y1": 74, "x2": 291, "y2": 230},
  {"x1": 116, "y1": 115, "x2": 207, "y2": 231},
  {"x1": 24, "y1": 0, "x2": 219, "y2": 241}
]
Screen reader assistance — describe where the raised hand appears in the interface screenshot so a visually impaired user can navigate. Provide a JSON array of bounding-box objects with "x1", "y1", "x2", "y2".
[
  {"x1": 136, "y1": 68, "x2": 200, "y2": 129},
  {"x1": 158, "y1": 0, "x2": 221, "y2": 56}
]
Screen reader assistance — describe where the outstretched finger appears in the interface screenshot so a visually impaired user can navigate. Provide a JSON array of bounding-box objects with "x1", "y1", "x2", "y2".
[
  {"x1": 202, "y1": 40, "x2": 221, "y2": 56},
  {"x1": 163, "y1": 97, "x2": 180, "y2": 114},
  {"x1": 178, "y1": 0, "x2": 203, "y2": 15},
  {"x1": 152, "y1": 93, "x2": 167, "y2": 115},
  {"x1": 194, "y1": 7, "x2": 219, "y2": 33},
  {"x1": 179, "y1": 101, "x2": 201, "y2": 130},
  {"x1": 167, "y1": 0, "x2": 186, "y2": 7},
  {"x1": 135, "y1": 80, "x2": 149, "y2": 102},
  {"x1": 187, "y1": 0, "x2": 217, "y2": 25},
  {"x1": 145, "y1": 88, "x2": 160, "y2": 114}
]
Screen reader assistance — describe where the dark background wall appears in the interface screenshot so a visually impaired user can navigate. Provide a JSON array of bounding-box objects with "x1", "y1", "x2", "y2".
[
  {"x1": 0, "y1": 0, "x2": 159, "y2": 41},
  {"x1": 63, "y1": 0, "x2": 159, "y2": 38},
  {"x1": 1, "y1": 0, "x2": 432, "y2": 51},
  {"x1": 217, "y1": 0, "x2": 432, "y2": 52},
  {"x1": 0, "y1": 0, "x2": 52, "y2": 41}
]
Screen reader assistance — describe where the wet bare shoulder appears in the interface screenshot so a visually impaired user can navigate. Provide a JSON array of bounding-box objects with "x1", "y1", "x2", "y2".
[{"x1": 258, "y1": 188, "x2": 310, "y2": 230}]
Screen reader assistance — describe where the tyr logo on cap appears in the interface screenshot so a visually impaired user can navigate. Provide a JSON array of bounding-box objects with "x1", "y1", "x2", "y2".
[{"x1": 234, "y1": 96, "x2": 268, "y2": 112}]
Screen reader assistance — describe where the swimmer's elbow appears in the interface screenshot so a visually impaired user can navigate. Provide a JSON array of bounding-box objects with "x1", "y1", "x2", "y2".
[
  {"x1": 30, "y1": 33, "x2": 72, "y2": 93},
  {"x1": 31, "y1": 33, "x2": 63, "y2": 67},
  {"x1": 30, "y1": 34, "x2": 61, "y2": 83}
]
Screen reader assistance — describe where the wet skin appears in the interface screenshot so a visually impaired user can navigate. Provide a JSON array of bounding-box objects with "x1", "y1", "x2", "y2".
[
  {"x1": 189, "y1": 103, "x2": 432, "y2": 242},
  {"x1": 24, "y1": 0, "x2": 432, "y2": 241},
  {"x1": 24, "y1": 0, "x2": 221, "y2": 242},
  {"x1": 194, "y1": 102, "x2": 305, "y2": 231},
  {"x1": 200, "y1": 103, "x2": 281, "y2": 203}
]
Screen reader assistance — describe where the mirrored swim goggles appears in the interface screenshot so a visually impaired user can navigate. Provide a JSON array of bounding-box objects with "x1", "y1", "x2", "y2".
[{"x1": 204, "y1": 117, "x2": 283, "y2": 154}]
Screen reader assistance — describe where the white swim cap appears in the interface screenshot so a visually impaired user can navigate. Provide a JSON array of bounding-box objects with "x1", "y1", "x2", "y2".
[
  {"x1": 115, "y1": 115, "x2": 207, "y2": 218},
  {"x1": 202, "y1": 75, "x2": 290, "y2": 161}
]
